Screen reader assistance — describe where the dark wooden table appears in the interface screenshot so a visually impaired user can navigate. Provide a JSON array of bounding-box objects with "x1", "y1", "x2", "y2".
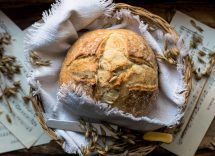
[{"x1": 0, "y1": 0, "x2": 215, "y2": 155}]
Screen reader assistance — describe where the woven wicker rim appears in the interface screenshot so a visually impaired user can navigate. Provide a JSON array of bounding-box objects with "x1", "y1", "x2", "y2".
[{"x1": 31, "y1": 3, "x2": 192, "y2": 155}]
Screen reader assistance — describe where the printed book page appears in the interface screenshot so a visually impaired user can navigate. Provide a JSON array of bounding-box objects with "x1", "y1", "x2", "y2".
[
  {"x1": 162, "y1": 11, "x2": 215, "y2": 156},
  {"x1": 0, "y1": 123, "x2": 51, "y2": 153},
  {"x1": 0, "y1": 10, "x2": 51, "y2": 151}
]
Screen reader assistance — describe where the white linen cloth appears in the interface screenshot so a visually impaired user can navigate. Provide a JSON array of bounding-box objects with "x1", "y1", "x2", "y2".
[{"x1": 25, "y1": 0, "x2": 189, "y2": 153}]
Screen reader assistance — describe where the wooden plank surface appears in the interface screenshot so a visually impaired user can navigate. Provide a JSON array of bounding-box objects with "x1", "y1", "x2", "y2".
[{"x1": 0, "y1": 0, "x2": 215, "y2": 155}]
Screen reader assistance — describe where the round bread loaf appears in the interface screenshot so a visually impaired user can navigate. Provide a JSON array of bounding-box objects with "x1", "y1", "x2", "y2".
[{"x1": 59, "y1": 29, "x2": 158, "y2": 117}]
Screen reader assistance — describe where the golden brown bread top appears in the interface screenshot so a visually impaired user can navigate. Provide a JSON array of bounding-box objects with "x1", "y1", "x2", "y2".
[{"x1": 59, "y1": 29, "x2": 158, "y2": 117}]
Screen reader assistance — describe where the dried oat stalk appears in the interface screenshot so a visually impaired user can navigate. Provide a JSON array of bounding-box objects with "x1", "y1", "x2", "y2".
[
  {"x1": 156, "y1": 53, "x2": 176, "y2": 65},
  {"x1": 29, "y1": 51, "x2": 51, "y2": 66},
  {"x1": 79, "y1": 119, "x2": 160, "y2": 156},
  {"x1": 0, "y1": 32, "x2": 30, "y2": 113},
  {"x1": 164, "y1": 47, "x2": 180, "y2": 65},
  {"x1": 22, "y1": 95, "x2": 32, "y2": 104},
  {"x1": 190, "y1": 33, "x2": 202, "y2": 49},
  {"x1": 191, "y1": 50, "x2": 215, "y2": 80},
  {"x1": 6, "y1": 114, "x2": 12, "y2": 124},
  {"x1": 190, "y1": 20, "x2": 204, "y2": 33},
  {"x1": 0, "y1": 108, "x2": 3, "y2": 115},
  {"x1": 188, "y1": 31, "x2": 215, "y2": 79}
]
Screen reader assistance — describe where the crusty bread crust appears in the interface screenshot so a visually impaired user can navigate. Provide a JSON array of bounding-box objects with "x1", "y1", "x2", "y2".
[{"x1": 59, "y1": 29, "x2": 158, "y2": 117}]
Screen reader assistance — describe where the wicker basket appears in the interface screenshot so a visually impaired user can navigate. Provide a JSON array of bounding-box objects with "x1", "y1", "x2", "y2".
[{"x1": 31, "y1": 3, "x2": 192, "y2": 155}]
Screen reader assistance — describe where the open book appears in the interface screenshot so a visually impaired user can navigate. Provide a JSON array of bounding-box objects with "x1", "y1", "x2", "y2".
[
  {"x1": 162, "y1": 11, "x2": 215, "y2": 156},
  {"x1": 0, "y1": 11, "x2": 51, "y2": 153}
]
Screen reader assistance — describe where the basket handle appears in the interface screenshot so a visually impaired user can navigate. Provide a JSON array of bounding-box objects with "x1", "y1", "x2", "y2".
[{"x1": 115, "y1": 3, "x2": 178, "y2": 38}]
